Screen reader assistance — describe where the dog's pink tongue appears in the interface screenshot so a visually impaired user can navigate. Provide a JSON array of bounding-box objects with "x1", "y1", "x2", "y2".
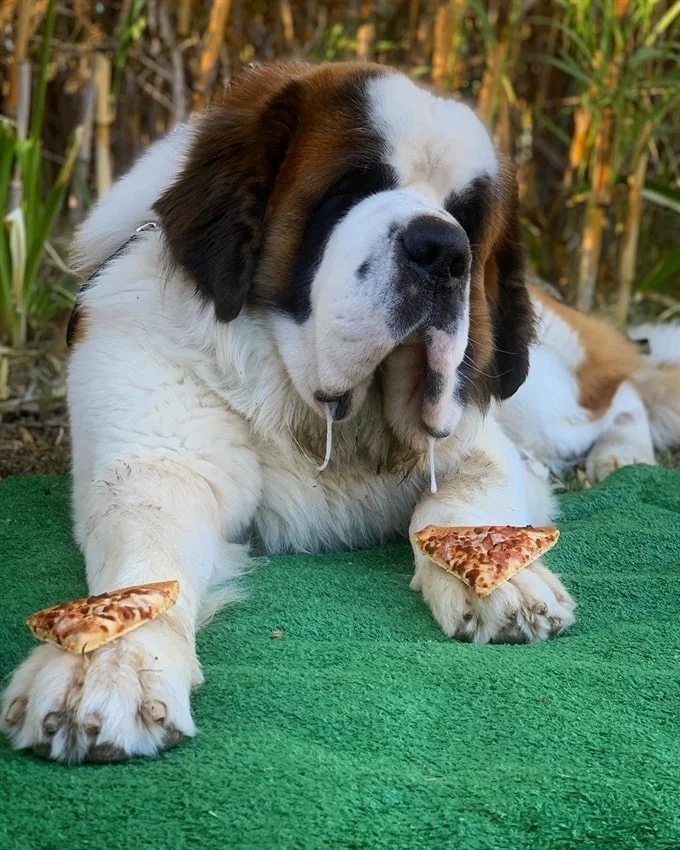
[{"x1": 421, "y1": 328, "x2": 462, "y2": 438}]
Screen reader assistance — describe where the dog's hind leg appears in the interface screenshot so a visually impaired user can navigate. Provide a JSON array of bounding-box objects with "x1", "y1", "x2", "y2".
[{"x1": 585, "y1": 381, "x2": 655, "y2": 483}]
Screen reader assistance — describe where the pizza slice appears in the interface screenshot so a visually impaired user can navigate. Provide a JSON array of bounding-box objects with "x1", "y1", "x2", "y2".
[
  {"x1": 412, "y1": 525, "x2": 559, "y2": 597},
  {"x1": 26, "y1": 580, "x2": 180, "y2": 654}
]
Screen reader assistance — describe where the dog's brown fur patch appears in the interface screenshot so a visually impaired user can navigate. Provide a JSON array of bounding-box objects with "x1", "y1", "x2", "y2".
[
  {"x1": 156, "y1": 61, "x2": 534, "y2": 413},
  {"x1": 530, "y1": 287, "x2": 642, "y2": 418},
  {"x1": 467, "y1": 163, "x2": 534, "y2": 404},
  {"x1": 156, "y1": 62, "x2": 388, "y2": 321},
  {"x1": 66, "y1": 304, "x2": 88, "y2": 348}
]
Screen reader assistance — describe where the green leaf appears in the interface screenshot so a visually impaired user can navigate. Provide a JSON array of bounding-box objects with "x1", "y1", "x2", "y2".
[
  {"x1": 22, "y1": 129, "x2": 81, "y2": 302},
  {"x1": 0, "y1": 122, "x2": 15, "y2": 215},
  {"x1": 16, "y1": 140, "x2": 43, "y2": 236},
  {"x1": 645, "y1": 0, "x2": 680, "y2": 46},
  {"x1": 533, "y1": 109, "x2": 571, "y2": 146},
  {"x1": 533, "y1": 55, "x2": 593, "y2": 88},
  {"x1": 467, "y1": 0, "x2": 496, "y2": 49},
  {"x1": 642, "y1": 182, "x2": 680, "y2": 215},
  {"x1": 637, "y1": 244, "x2": 680, "y2": 292},
  {"x1": 630, "y1": 46, "x2": 677, "y2": 66},
  {"x1": 30, "y1": 0, "x2": 57, "y2": 140},
  {"x1": 528, "y1": 15, "x2": 594, "y2": 61}
]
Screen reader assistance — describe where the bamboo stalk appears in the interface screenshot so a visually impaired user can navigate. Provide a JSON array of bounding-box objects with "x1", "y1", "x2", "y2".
[
  {"x1": 448, "y1": 0, "x2": 467, "y2": 91},
  {"x1": 194, "y1": 0, "x2": 233, "y2": 110},
  {"x1": 0, "y1": 0, "x2": 17, "y2": 30},
  {"x1": 0, "y1": 354, "x2": 8, "y2": 402},
  {"x1": 69, "y1": 72, "x2": 95, "y2": 224},
  {"x1": 7, "y1": 0, "x2": 32, "y2": 117},
  {"x1": 30, "y1": 0, "x2": 57, "y2": 141},
  {"x1": 477, "y1": 0, "x2": 520, "y2": 129},
  {"x1": 72, "y1": 0, "x2": 90, "y2": 31},
  {"x1": 616, "y1": 149, "x2": 649, "y2": 326},
  {"x1": 178, "y1": 0, "x2": 193, "y2": 37},
  {"x1": 229, "y1": 0, "x2": 244, "y2": 73},
  {"x1": 576, "y1": 201, "x2": 605, "y2": 313},
  {"x1": 356, "y1": 0, "x2": 376, "y2": 61},
  {"x1": 563, "y1": 105, "x2": 590, "y2": 192},
  {"x1": 431, "y1": 2, "x2": 452, "y2": 91},
  {"x1": 12, "y1": 62, "x2": 31, "y2": 152},
  {"x1": 160, "y1": 0, "x2": 188, "y2": 125},
  {"x1": 535, "y1": 6, "x2": 560, "y2": 113},
  {"x1": 305, "y1": 1, "x2": 327, "y2": 57},
  {"x1": 94, "y1": 53, "x2": 113, "y2": 197},
  {"x1": 575, "y1": 107, "x2": 615, "y2": 312},
  {"x1": 9, "y1": 60, "x2": 31, "y2": 214},
  {"x1": 406, "y1": 0, "x2": 420, "y2": 58},
  {"x1": 280, "y1": 0, "x2": 295, "y2": 53},
  {"x1": 304, "y1": 0, "x2": 317, "y2": 46},
  {"x1": 147, "y1": 0, "x2": 159, "y2": 37}
]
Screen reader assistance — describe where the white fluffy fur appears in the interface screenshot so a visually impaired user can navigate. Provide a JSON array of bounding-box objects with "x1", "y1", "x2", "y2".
[
  {"x1": 71, "y1": 121, "x2": 194, "y2": 275},
  {"x1": 6, "y1": 70, "x2": 673, "y2": 763},
  {"x1": 628, "y1": 323, "x2": 680, "y2": 451},
  {"x1": 369, "y1": 75, "x2": 498, "y2": 192},
  {"x1": 2, "y1": 220, "x2": 571, "y2": 761},
  {"x1": 628, "y1": 322, "x2": 680, "y2": 367},
  {"x1": 497, "y1": 294, "x2": 661, "y2": 481}
]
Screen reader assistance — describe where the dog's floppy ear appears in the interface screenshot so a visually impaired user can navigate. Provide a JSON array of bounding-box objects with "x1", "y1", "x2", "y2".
[
  {"x1": 484, "y1": 173, "x2": 534, "y2": 400},
  {"x1": 154, "y1": 69, "x2": 302, "y2": 322}
]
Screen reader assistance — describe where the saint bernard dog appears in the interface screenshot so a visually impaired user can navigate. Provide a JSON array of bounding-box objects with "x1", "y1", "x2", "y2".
[{"x1": 3, "y1": 61, "x2": 678, "y2": 763}]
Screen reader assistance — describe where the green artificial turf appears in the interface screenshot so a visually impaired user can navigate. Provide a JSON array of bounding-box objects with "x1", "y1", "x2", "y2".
[{"x1": 1, "y1": 466, "x2": 679, "y2": 849}]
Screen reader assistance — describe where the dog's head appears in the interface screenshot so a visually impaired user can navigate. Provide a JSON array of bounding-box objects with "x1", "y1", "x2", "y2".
[{"x1": 155, "y1": 62, "x2": 533, "y2": 451}]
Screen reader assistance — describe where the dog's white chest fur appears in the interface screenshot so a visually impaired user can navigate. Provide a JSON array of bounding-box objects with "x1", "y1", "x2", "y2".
[{"x1": 252, "y1": 438, "x2": 426, "y2": 554}]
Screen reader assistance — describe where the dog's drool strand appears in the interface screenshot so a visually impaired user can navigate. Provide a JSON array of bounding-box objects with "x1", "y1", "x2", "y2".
[
  {"x1": 316, "y1": 406, "x2": 334, "y2": 472},
  {"x1": 428, "y1": 435, "x2": 438, "y2": 494}
]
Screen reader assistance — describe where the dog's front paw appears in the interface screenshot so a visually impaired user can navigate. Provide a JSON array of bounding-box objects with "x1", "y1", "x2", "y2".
[
  {"x1": 1, "y1": 621, "x2": 200, "y2": 763},
  {"x1": 411, "y1": 552, "x2": 575, "y2": 643}
]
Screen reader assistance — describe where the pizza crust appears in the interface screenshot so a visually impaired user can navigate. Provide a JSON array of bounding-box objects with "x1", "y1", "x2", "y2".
[
  {"x1": 412, "y1": 525, "x2": 559, "y2": 597},
  {"x1": 26, "y1": 580, "x2": 180, "y2": 654}
]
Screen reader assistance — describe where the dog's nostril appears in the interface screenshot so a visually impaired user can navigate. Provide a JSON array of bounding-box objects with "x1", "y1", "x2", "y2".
[
  {"x1": 407, "y1": 241, "x2": 439, "y2": 267},
  {"x1": 449, "y1": 254, "x2": 469, "y2": 280},
  {"x1": 401, "y1": 217, "x2": 470, "y2": 280}
]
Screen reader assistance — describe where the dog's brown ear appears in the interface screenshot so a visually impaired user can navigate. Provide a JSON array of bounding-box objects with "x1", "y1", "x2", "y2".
[
  {"x1": 154, "y1": 68, "x2": 302, "y2": 322},
  {"x1": 484, "y1": 173, "x2": 534, "y2": 400}
]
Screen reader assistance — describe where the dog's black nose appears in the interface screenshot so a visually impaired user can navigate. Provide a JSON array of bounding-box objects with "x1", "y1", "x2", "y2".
[{"x1": 401, "y1": 217, "x2": 470, "y2": 281}]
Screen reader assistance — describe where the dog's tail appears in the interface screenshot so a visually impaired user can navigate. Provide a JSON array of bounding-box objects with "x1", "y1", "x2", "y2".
[
  {"x1": 71, "y1": 121, "x2": 194, "y2": 278},
  {"x1": 628, "y1": 322, "x2": 680, "y2": 451}
]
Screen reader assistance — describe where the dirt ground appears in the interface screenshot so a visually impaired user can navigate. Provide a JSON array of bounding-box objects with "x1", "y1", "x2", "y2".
[
  {"x1": 0, "y1": 349, "x2": 70, "y2": 479},
  {"x1": 0, "y1": 411, "x2": 70, "y2": 478}
]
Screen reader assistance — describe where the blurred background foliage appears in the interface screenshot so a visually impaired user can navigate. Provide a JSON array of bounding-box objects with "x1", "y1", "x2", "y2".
[{"x1": 0, "y1": 0, "x2": 678, "y2": 473}]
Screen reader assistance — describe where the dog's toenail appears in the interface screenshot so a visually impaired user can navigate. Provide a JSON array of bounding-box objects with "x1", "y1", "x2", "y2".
[
  {"x1": 146, "y1": 700, "x2": 167, "y2": 724},
  {"x1": 535, "y1": 603, "x2": 548, "y2": 616},
  {"x1": 462, "y1": 611, "x2": 473, "y2": 622},
  {"x1": 164, "y1": 727, "x2": 185, "y2": 750},
  {"x1": 507, "y1": 609, "x2": 518, "y2": 621},
  {"x1": 82, "y1": 714, "x2": 101, "y2": 736},
  {"x1": 43, "y1": 712, "x2": 63, "y2": 737},
  {"x1": 4, "y1": 697, "x2": 27, "y2": 727}
]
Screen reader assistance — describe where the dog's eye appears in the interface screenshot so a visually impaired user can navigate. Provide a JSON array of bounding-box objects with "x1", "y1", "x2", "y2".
[
  {"x1": 445, "y1": 176, "x2": 493, "y2": 243},
  {"x1": 321, "y1": 163, "x2": 397, "y2": 207},
  {"x1": 631, "y1": 337, "x2": 651, "y2": 354}
]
